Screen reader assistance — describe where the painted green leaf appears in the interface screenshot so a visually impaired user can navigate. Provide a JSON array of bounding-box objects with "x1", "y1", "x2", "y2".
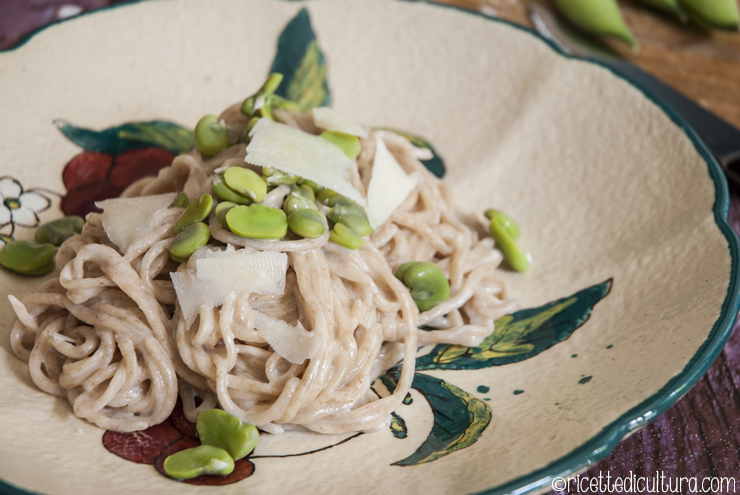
[
  {"x1": 416, "y1": 279, "x2": 612, "y2": 370},
  {"x1": 375, "y1": 127, "x2": 446, "y2": 178},
  {"x1": 390, "y1": 412, "x2": 408, "y2": 439},
  {"x1": 57, "y1": 121, "x2": 195, "y2": 156},
  {"x1": 270, "y1": 8, "x2": 329, "y2": 112},
  {"x1": 372, "y1": 375, "x2": 410, "y2": 439},
  {"x1": 384, "y1": 371, "x2": 491, "y2": 466}
]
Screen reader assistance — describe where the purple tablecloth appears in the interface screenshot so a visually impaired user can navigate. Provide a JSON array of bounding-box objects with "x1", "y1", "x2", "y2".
[{"x1": 2, "y1": 3, "x2": 739, "y2": 494}]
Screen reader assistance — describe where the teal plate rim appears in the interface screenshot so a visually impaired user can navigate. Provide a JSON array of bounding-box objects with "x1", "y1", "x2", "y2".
[{"x1": 1, "y1": 1, "x2": 739, "y2": 495}]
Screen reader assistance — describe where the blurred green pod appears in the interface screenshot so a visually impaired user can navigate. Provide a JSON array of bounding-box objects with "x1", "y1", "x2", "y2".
[
  {"x1": 554, "y1": 0, "x2": 638, "y2": 50},
  {"x1": 680, "y1": 0, "x2": 740, "y2": 29}
]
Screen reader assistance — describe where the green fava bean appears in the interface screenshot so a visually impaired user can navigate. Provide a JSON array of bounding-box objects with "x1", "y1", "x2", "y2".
[
  {"x1": 258, "y1": 98, "x2": 274, "y2": 121},
  {"x1": 484, "y1": 209, "x2": 520, "y2": 241},
  {"x1": 291, "y1": 184, "x2": 316, "y2": 202},
  {"x1": 226, "y1": 204, "x2": 288, "y2": 240},
  {"x1": 170, "y1": 192, "x2": 190, "y2": 209},
  {"x1": 316, "y1": 188, "x2": 338, "y2": 202},
  {"x1": 240, "y1": 117, "x2": 262, "y2": 144},
  {"x1": 197, "y1": 409, "x2": 259, "y2": 461},
  {"x1": 163, "y1": 445, "x2": 234, "y2": 480},
  {"x1": 247, "y1": 116, "x2": 261, "y2": 133},
  {"x1": 284, "y1": 185, "x2": 318, "y2": 215},
  {"x1": 554, "y1": 0, "x2": 637, "y2": 50},
  {"x1": 270, "y1": 94, "x2": 301, "y2": 112},
  {"x1": 241, "y1": 74, "x2": 283, "y2": 117},
  {"x1": 284, "y1": 196, "x2": 318, "y2": 216},
  {"x1": 261, "y1": 73, "x2": 283, "y2": 95},
  {"x1": 330, "y1": 223, "x2": 364, "y2": 250},
  {"x1": 489, "y1": 217, "x2": 529, "y2": 273},
  {"x1": 288, "y1": 209, "x2": 327, "y2": 239},
  {"x1": 169, "y1": 222, "x2": 210, "y2": 261},
  {"x1": 394, "y1": 261, "x2": 421, "y2": 283},
  {"x1": 241, "y1": 96, "x2": 255, "y2": 117},
  {"x1": 320, "y1": 131, "x2": 361, "y2": 159},
  {"x1": 35, "y1": 216, "x2": 84, "y2": 247},
  {"x1": 215, "y1": 201, "x2": 238, "y2": 228},
  {"x1": 174, "y1": 194, "x2": 213, "y2": 234},
  {"x1": 681, "y1": 0, "x2": 739, "y2": 29},
  {"x1": 326, "y1": 196, "x2": 372, "y2": 236},
  {"x1": 0, "y1": 240, "x2": 56, "y2": 276},
  {"x1": 396, "y1": 262, "x2": 450, "y2": 312},
  {"x1": 255, "y1": 74, "x2": 284, "y2": 120},
  {"x1": 195, "y1": 115, "x2": 230, "y2": 156},
  {"x1": 212, "y1": 175, "x2": 253, "y2": 205},
  {"x1": 263, "y1": 167, "x2": 298, "y2": 186},
  {"x1": 297, "y1": 178, "x2": 321, "y2": 194},
  {"x1": 224, "y1": 167, "x2": 267, "y2": 202}
]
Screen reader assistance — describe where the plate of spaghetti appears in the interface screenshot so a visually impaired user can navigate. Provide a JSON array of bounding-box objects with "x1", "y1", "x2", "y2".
[{"x1": 0, "y1": 0, "x2": 738, "y2": 494}]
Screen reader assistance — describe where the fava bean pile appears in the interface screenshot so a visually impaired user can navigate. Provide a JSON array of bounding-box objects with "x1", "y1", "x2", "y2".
[{"x1": 6, "y1": 75, "x2": 524, "y2": 446}]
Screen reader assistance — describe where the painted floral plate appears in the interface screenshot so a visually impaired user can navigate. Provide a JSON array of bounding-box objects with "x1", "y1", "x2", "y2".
[{"x1": 0, "y1": 1, "x2": 738, "y2": 494}]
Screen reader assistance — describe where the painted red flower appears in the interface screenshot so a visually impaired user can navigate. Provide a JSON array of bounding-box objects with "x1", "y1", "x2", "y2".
[
  {"x1": 103, "y1": 399, "x2": 255, "y2": 485},
  {"x1": 56, "y1": 120, "x2": 195, "y2": 216}
]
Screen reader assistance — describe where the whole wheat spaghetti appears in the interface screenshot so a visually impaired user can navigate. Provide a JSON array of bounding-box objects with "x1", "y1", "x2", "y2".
[{"x1": 8, "y1": 102, "x2": 518, "y2": 435}]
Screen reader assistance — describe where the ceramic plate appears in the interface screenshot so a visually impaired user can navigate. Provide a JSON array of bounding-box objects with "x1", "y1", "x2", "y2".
[{"x1": 1, "y1": 1, "x2": 738, "y2": 494}]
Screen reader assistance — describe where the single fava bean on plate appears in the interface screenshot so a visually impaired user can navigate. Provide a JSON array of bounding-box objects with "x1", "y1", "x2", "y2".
[
  {"x1": 0, "y1": 240, "x2": 56, "y2": 276},
  {"x1": 196, "y1": 409, "x2": 259, "y2": 461},
  {"x1": 163, "y1": 445, "x2": 235, "y2": 480},
  {"x1": 486, "y1": 209, "x2": 529, "y2": 272},
  {"x1": 395, "y1": 261, "x2": 450, "y2": 312},
  {"x1": 35, "y1": 216, "x2": 84, "y2": 247}
]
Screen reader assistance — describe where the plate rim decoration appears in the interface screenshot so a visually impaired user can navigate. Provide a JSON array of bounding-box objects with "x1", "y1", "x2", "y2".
[{"x1": 1, "y1": 2, "x2": 739, "y2": 495}]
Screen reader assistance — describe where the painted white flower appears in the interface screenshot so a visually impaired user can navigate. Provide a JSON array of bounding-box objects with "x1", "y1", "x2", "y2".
[{"x1": 0, "y1": 176, "x2": 52, "y2": 233}]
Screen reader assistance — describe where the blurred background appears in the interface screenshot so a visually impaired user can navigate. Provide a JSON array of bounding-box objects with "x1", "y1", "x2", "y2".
[{"x1": 2, "y1": 1, "x2": 740, "y2": 494}]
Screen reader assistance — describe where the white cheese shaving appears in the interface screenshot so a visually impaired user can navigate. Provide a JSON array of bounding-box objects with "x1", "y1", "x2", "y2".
[
  {"x1": 246, "y1": 119, "x2": 366, "y2": 207},
  {"x1": 253, "y1": 311, "x2": 323, "y2": 364},
  {"x1": 196, "y1": 250, "x2": 287, "y2": 295},
  {"x1": 365, "y1": 136, "x2": 419, "y2": 229},
  {"x1": 97, "y1": 193, "x2": 176, "y2": 252},
  {"x1": 312, "y1": 107, "x2": 368, "y2": 138},
  {"x1": 171, "y1": 270, "x2": 229, "y2": 328},
  {"x1": 171, "y1": 248, "x2": 288, "y2": 328}
]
